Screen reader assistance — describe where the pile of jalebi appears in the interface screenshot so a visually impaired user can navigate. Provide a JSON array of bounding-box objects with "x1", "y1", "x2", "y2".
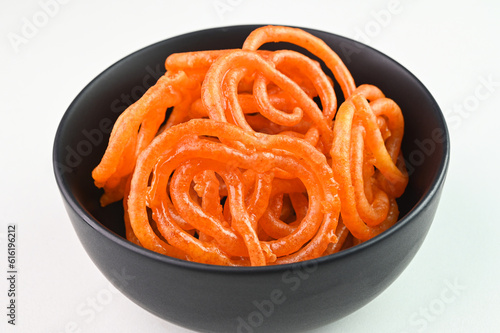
[{"x1": 92, "y1": 26, "x2": 408, "y2": 266}]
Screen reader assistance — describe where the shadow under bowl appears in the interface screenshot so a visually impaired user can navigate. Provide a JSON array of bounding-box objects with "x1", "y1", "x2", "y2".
[{"x1": 53, "y1": 25, "x2": 450, "y2": 333}]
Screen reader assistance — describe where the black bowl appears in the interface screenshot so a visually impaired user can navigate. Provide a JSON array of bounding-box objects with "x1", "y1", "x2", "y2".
[{"x1": 53, "y1": 25, "x2": 449, "y2": 333}]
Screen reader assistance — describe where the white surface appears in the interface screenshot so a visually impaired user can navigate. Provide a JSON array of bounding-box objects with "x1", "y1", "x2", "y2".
[{"x1": 1, "y1": 0, "x2": 499, "y2": 332}]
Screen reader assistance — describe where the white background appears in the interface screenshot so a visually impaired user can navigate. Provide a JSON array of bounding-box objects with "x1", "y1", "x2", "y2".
[{"x1": 1, "y1": 0, "x2": 499, "y2": 332}]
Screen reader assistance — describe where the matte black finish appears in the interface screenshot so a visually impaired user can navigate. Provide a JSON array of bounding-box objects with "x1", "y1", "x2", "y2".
[{"x1": 53, "y1": 25, "x2": 450, "y2": 333}]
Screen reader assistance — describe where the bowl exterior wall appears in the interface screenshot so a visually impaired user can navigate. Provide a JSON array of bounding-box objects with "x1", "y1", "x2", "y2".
[{"x1": 62, "y1": 180, "x2": 443, "y2": 333}]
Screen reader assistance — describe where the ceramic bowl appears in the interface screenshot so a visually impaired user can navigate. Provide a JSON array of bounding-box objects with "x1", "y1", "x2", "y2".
[{"x1": 53, "y1": 25, "x2": 450, "y2": 333}]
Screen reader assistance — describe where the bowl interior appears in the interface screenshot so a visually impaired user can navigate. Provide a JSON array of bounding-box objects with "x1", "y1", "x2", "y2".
[{"x1": 54, "y1": 24, "x2": 448, "y2": 260}]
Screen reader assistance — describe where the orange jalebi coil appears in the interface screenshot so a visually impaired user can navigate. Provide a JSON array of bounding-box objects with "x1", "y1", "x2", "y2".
[{"x1": 92, "y1": 26, "x2": 408, "y2": 266}]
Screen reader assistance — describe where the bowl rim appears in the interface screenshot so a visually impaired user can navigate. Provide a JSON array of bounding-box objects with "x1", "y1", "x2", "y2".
[{"x1": 53, "y1": 24, "x2": 450, "y2": 274}]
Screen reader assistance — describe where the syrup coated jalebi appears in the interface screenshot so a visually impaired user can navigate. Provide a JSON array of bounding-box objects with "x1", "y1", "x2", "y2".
[{"x1": 92, "y1": 25, "x2": 408, "y2": 266}]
